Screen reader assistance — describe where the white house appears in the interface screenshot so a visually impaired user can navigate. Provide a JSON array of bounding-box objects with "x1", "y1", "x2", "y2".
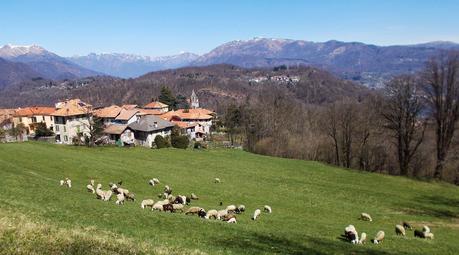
[
  {"x1": 128, "y1": 115, "x2": 175, "y2": 147},
  {"x1": 51, "y1": 99, "x2": 92, "y2": 144}
]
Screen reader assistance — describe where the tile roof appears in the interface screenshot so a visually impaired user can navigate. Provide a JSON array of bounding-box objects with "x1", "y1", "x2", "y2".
[
  {"x1": 172, "y1": 121, "x2": 197, "y2": 129},
  {"x1": 115, "y1": 109, "x2": 139, "y2": 121},
  {"x1": 159, "y1": 108, "x2": 214, "y2": 121},
  {"x1": 138, "y1": 109, "x2": 164, "y2": 116},
  {"x1": 94, "y1": 105, "x2": 122, "y2": 118},
  {"x1": 122, "y1": 104, "x2": 138, "y2": 110},
  {"x1": 103, "y1": 124, "x2": 128, "y2": 135},
  {"x1": 51, "y1": 99, "x2": 92, "y2": 117},
  {"x1": 128, "y1": 115, "x2": 175, "y2": 132},
  {"x1": 0, "y1": 109, "x2": 15, "y2": 124},
  {"x1": 14, "y1": 106, "x2": 55, "y2": 117},
  {"x1": 144, "y1": 101, "x2": 168, "y2": 109}
]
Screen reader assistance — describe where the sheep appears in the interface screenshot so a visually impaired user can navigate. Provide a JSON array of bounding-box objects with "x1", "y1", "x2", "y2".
[
  {"x1": 198, "y1": 209, "x2": 207, "y2": 218},
  {"x1": 167, "y1": 195, "x2": 176, "y2": 203},
  {"x1": 226, "y1": 205, "x2": 237, "y2": 213},
  {"x1": 227, "y1": 217, "x2": 237, "y2": 223},
  {"x1": 190, "y1": 193, "x2": 199, "y2": 200},
  {"x1": 217, "y1": 209, "x2": 229, "y2": 220},
  {"x1": 152, "y1": 200, "x2": 169, "y2": 211},
  {"x1": 66, "y1": 179, "x2": 71, "y2": 188},
  {"x1": 174, "y1": 195, "x2": 187, "y2": 205},
  {"x1": 152, "y1": 178, "x2": 160, "y2": 184},
  {"x1": 163, "y1": 203, "x2": 174, "y2": 213},
  {"x1": 344, "y1": 225, "x2": 359, "y2": 244},
  {"x1": 214, "y1": 178, "x2": 221, "y2": 183},
  {"x1": 403, "y1": 221, "x2": 413, "y2": 230},
  {"x1": 60, "y1": 178, "x2": 71, "y2": 188},
  {"x1": 103, "y1": 190, "x2": 113, "y2": 201},
  {"x1": 185, "y1": 207, "x2": 203, "y2": 215},
  {"x1": 252, "y1": 209, "x2": 261, "y2": 220},
  {"x1": 414, "y1": 229, "x2": 434, "y2": 239},
  {"x1": 95, "y1": 184, "x2": 105, "y2": 200},
  {"x1": 125, "y1": 192, "x2": 135, "y2": 202},
  {"x1": 90, "y1": 179, "x2": 95, "y2": 186},
  {"x1": 115, "y1": 192, "x2": 125, "y2": 205},
  {"x1": 148, "y1": 179, "x2": 156, "y2": 186},
  {"x1": 359, "y1": 232, "x2": 367, "y2": 244},
  {"x1": 222, "y1": 213, "x2": 236, "y2": 222},
  {"x1": 60, "y1": 180, "x2": 65, "y2": 186},
  {"x1": 235, "y1": 205, "x2": 245, "y2": 214},
  {"x1": 205, "y1": 209, "x2": 218, "y2": 220},
  {"x1": 264, "y1": 205, "x2": 272, "y2": 214},
  {"x1": 172, "y1": 203, "x2": 184, "y2": 212},
  {"x1": 87, "y1": 184, "x2": 95, "y2": 193},
  {"x1": 424, "y1": 232, "x2": 434, "y2": 239},
  {"x1": 422, "y1": 225, "x2": 431, "y2": 233},
  {"x1": 395, "y1": 224, "x2": 406, "y2": 236},
  {"x1": 360, "y1": 213, "x2": 372, "y2": 222},
  {"x1": 164, "y1": 185, "x2": 172, "y2": 195},
  {"x1": 141, "y1": 199, "x2": 155, "y2": 209},
  {"x1": 372, "y1": 231, "x2": 385, "y2": 244}
]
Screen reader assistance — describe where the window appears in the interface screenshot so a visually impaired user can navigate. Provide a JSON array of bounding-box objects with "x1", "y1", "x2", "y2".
[
  {"x1": 19, "y1": 117, "x2": 22, "y2": 122},
  {"x1": 63, "y1": 126, "x2": 67, "y2": 132},
  {"x1": 31, "y1": 117, "x2": 37, "y2": 123},
  {"x1": 64, "y1": 135, "x2": 68, "y2": 142},
  {"x1": 55, "y1": 125, "x2": 59, "y2": 132}
]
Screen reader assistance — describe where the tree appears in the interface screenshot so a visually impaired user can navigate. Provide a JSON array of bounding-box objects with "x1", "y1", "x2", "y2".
[
  {"x1": 381, "y1": 75, "x2": 426, "y2": 176},
  {"x1": 422, "y1": 53, "x2": 459, "y2": 179},
  {"x1": 34, "y1": 122, "x2": 54, "y2": 139},
  {"x1": 86, "y1": 116, "x2": 104, "y2": 147},
  {"x1": 9, "y1": 123, "x2": 27, "y2": 141},
  {"x1": 171, "y1": 126, "x2": 189, "y2": 149},
  {"x1": 224, "y1": 104, "x2": 242, "y2": 145},
  {"x1": 324, "y1": 103, "x2": 340, "y2": 166},
  {"x1": 154, "y1": 135, "x2": 170, "y2": 149},
  {"x1": 158, "y1": 86, "x2": 177, "y2": 110}
]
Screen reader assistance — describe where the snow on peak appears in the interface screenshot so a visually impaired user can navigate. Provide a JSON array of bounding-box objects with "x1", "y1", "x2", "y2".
[{"x1": 0, "y1": 43, "x2": 47, "y2": 58}]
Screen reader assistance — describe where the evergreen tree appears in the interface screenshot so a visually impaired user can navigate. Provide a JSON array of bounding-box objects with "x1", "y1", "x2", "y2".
[{"x1": 159, "y1": 86, "x2": 177, "y2": 110}]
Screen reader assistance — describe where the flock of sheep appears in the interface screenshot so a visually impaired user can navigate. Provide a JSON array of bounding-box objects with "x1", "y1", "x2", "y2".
[
  {"x1": 60, "y1": 177, "x2": 272, "y2": 224},
  {"x1": 343, "y1": 212, "x2": 435, "y2": 245}
]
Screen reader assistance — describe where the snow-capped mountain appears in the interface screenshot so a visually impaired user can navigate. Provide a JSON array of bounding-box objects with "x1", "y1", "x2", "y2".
[
  {"x1": 0, "y1": 44, "x2": 100, "y2": 80},
  {"x1": 68, "y1": 52, "x2": 199, "y2": 78}
]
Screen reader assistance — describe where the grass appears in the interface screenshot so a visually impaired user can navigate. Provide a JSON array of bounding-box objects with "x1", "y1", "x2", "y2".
[{"x1": 0, "y1": 142, "x2": 458, "y2": 255}]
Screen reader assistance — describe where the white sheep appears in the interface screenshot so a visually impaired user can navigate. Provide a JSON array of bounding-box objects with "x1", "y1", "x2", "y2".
[
  {"x1": 152, "y1": 178, "x2": 160, "y2": 184},
  {"x1": 115, "y1": 192, "x2": 125, "y2": 205},
  {"x1": 264, "y1": 205, "x2": 272, "y2": 213},
  {"x1": 164, "y1": 185, "x2": 172, "y2": 194},
  {"x1": 226, "y1": 205, "x2": 236, "y2": 212},
  {"x1": 217, "y1": 209, "x2": 228, "y2": 220},
  {"x1": 66, "y1": 179, "x2": 71, "y2": 188},
  {"x1": 373, "y1": 231, "x2": 385, "y2": 244},
  {"x1": 90, "y1": 179, "x2": 95, "y2": 186},
  {"x1": 344, "y1": 225, "x2": 359, "y2": 244},
  {"x1": 87, "y1": 184, "x2": 95, "y2": 193},
  {"x1": 172, "y1": 203, "x2": 184, "y2": 212},
  {"x1": 252, "y1": 209, "x2": 261, "y2": 220},
  {"x1": 148, "y1": 179, "x2": 156, "y2": 186},
  {"x1": 95, "y1": 184, "x2": 105, "y2": 200},
  {"x1": 214, "y1": 178, "x2": 221, "y2": 183},
  {"x1": 59, "y1": 180, "x2": 65, "y2": 186},
  {"x1": 227, "y1": 217, "x2": 237, "y2": 223},
  {"x1": 424, "y1": 232, "x2": 434, "y2": 239},
  {"x1": 205, "y1": 209, "x2": 218, "y2": 219},
  {"x1": 395, "y1": 224, "x2": 406, "y2": 236},
  {"x1": 422, "y1": 225, "x2": 431, "y2": 233},
  {"x1": 185, "y1": 206, "x2": 203, "y2": 215},
  {"x1": 103, "y1": 190, "x2": 113, "y2": 201},
  {"x1": 152, "y1": 199, "x2": 169, "y2": 211},
  {"x1": 190, "y1": 193, "x2": 199, "y2": 200},
  {"x1": 359, "y1": 232, "x2": 367, "y2": 244},
  {"x1": 360, "y1": 212, "x2": 372, "y2": 222},
  {"x1": 141, "y1": 199, "x2": 155, "y2": 209}
]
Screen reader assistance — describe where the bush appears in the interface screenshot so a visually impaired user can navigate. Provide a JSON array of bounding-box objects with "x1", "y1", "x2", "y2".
[
  {"x1": 172, "y1": 135, "x2": 189, "y2": 149},
  {"x1": 154, "y1": 135, "x2": 170, "y2": 149},
  {"x1": 194, "y1": 141, "x2": 207, "y2": 149}
]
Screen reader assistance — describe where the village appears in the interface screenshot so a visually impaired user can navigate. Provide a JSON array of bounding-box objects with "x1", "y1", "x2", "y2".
[{"x1": 0, "y1": 90, "x2": 215, "y2": 147}]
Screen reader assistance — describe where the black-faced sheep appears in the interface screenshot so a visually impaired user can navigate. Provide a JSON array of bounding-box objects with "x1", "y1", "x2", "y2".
[
  {"x1": 198, "y1": 209, "x2": 207, "y2": 218},
  {"x1": 163, "y1": 203, "x2": 174, "y2": 213},
  {"x1": 372, "y1": 231, "x2": 385, "y2": 244},
  {"x1": 152, "y1": 200, "x2": 169, "y2": 211},
  {"x1": 403, "y1": 221, "x2": 413, "y2": 230},
  {"x1": 141, "y1": 199, "x2": 155, "y2": 209},
  {"x1": 422, "y1": 225, "x2": 431, "y2": 233},
  {"x1": 235, "y1": 205, "x2": 245, "y2": 214},
  {"x1": 252, "y1": 209, "x2": 261, "y2": 220},
  {"x1": 344, "y1": 225, "x2": 359, "y2": 244}
]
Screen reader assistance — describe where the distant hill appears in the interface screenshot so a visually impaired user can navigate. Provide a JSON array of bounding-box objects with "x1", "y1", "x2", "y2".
[
  {"x1": 0, "y1": 44, "x2": 101, "y2": 81},
  {"x1": 68, "y1": 52, "x2": 199, "y2": 78},
  {"x1": 0, "y1": 57, "x2": 42, "y2": 88}
]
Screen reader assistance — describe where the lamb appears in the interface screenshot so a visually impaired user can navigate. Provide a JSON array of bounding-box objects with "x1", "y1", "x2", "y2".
[
  {"x1": 163, "y1": 203, "x2": 174, "y2": 213},
  {"x1": 66, "y1": 179, "x2": 71, "y2": 188},
  {"x1": 185, "y1": 207, "x2": 204, "y2": 215},
  {"x1": 217, "y1": 209, "x2": 229, "y2": 220},
  {"x1": 360, "y1": 213, "x2": 372, "y2": 222},
  {"x1": 115, "y1": 192, "x2": 125, "y2": 205},
  {"x1": 226, "y1": 205, "x2": 237, "y2": 213},
  {"x1": 227, "y1": 217, "x2": 237, "y2": 223},
  {"x1": 190, "y1": 193, "x2": 199, "y2": 200},
  {"x1": 205, "y1": 209, "x2": 218, "y2": 219},
  {"x1": 372, "y1": 231, "x2": 385, "y2": 244},
  {"x1": 141, "y1": 199, "x2": 155, "y2": 209},
  {"x1": 264, "y1": 205, "x2": 272, "y2": 214},
  {"x1": 87, "y1": 184, "x2": 95, "y2": 193},
  {"x1": 172, "y1": 203, "x2": 184, "y2": 212},
  {"x1": 235, "y1": 205, "x2": 245, "y2": 214},
  {"x1": 214, "y1": 178, "x2": 221, "y2": 183},
  {"x1": 395, "y1": 224, "x2": 406, "y2": 236},
  {"x1": 252, "y1": 209, "x2": 261, "y2": 220},
  {"x1": 359, "y1": 232, "x2": 367, "y2": 244}
]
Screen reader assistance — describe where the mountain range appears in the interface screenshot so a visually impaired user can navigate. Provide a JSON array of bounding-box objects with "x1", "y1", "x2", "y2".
[{"x1": 1, "y1": 38, "x2": 459, "y2": 89}]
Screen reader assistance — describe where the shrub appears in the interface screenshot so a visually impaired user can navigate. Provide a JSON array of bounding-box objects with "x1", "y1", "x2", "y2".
[
  {"x1": 172, "y1": 135, "x2": 189, "y2": 149},
  {"x1": 154, "y1": 135, "x2": 170, "y2": 149}
]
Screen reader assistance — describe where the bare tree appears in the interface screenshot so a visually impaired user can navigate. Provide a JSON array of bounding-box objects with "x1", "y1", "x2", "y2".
[
  {"x1": 422, "y1": 53, "x2": 459, "y2": 179},
  {"x1": 381, "y1": 75, "x2": 425, "y2": 176},
  {"x1": 325, "y1": 103, "x2": 340, "y2": 166}
]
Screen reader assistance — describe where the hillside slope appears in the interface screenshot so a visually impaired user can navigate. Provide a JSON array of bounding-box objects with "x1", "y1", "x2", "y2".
[{"x1": 0, "y1": 142, "x2": 458, "y2": 254}]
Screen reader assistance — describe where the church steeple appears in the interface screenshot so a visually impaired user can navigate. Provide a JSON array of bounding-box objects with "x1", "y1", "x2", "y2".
[{"x1": 190, "y1": 89, "x2": 199, "y2": 109}]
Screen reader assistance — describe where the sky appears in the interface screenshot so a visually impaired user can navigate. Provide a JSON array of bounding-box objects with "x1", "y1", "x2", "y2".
[{"x1": 0, "y1": 0, "x2": 458, "y2": 57}]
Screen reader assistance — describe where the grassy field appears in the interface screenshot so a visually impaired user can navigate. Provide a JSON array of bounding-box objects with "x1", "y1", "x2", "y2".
[{"x1": 0, "y1": 142, "x2": 458, "y2": 255}]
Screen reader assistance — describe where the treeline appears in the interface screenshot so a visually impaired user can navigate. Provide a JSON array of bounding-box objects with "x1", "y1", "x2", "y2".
[{"x1": 224, "y1": 52, "x2": 459, "y2": 184}]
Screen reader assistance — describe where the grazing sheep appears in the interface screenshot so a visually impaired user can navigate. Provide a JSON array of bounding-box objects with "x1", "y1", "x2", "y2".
[
  {"x1": 95, "y1": 184, "x2": 105, "y2": 200},
  {"x1": 90, "y1": 179, "x2": 95, "y2": 186},
  {"x1": 152, "y1": 178, "x2": 160, "y2": 184},
  {"x1": 205, "y1": 209, "x2": 218, "y2": 220},
  {"x1": 125, "y1": 192, "x2": 135, "y2": 202},
  {"x1": 152, "y1": 200, "x2": 169, "y2": 211},
  {"x1": 66, "y1": 179, "x2": 71, "y2": 188},
  {"x1": 214, "y1": 178, "x2": 221, "y2": 183},
  {"x1": 172, "y1": 203, "x2": 184, "y2": 212},
  {"x1": 403, "y1": 221, "x2": 413, "y2": 230},
  {"x1": 360, "y1": 213, "x2": 372, "y2": 222},
  {"x1": 227, "y1": 217, "x2": 237, "y2": 223},
  {"x1": 148, "y1": 179, "x2": 156, "y2": 186},
  {"x1": 167, "y1": 194, "x2": 176, "y2": 203},
  {"x1": 372, "y1": 231, "x2": 385, "y2": 244},
  {"x1": 222, "y1": 213, "x2": 236, "y2": 222},
  {"x1": 252, "y1": 209, "x2": 261, "y2": 220},
  {"x1": 264, "y1": 205, "x2": 272, "y2": 214},
  {"x1": 60, "y1": 178, "x2": 71, "y2": 188},
  {"x1": 185, "y1": 207, "x2": 204, "y2": 215},
  {"x1": 344, "y1": 225, "x2": 359, "y2": 244},
  {"x1": 60, "y1": 180, "x2": 65, "y2": 186},
  {"x1": 217, "y1": 209, "x2": 229, "y2": 220},
  {"x1": 422, "y1": 225, "x2": 431, "y2": 233},
  {"x1": 424, "y1": 232, "x2": 434, "y2": 239},
  {"x1": 190, "y1": 193, "x2": 199, "y2": 200},
  {"x1": 103, "y1": 190, "x2": 113, "y2": 201},
  {"x1": 87, "y1": 184, "x2": 95, "y2": 193},
  {"x1": 174, "y1": 195, "x2": 186, "y2": 205},
  {"x1": 198, "y1": 209, "x2": 207, "y2": 218},
  {"x1": 164, "y1": 185, "x2": 172, "y2": 195},
  {"x1": 395, "y1": 224, "x2": 406, "y2": 236},
  {"x1": 141, "y1": 199, "x2": 155, "y2": 209},
  {"x1": 414, "y1": 229, "x2": 434, "y2": 239},
  {"x1": 115, "y1": 192, "x2": 125, "y2": 205},
  {"x1": 235, "y1": 205, "x2": 245, "y2": 214},
  {"x1": 359, "y1": 232, "x2": 367, "y2": 244},
  {"x1": 226, "y1": 205, "x2": 237, "y2": 213},
  {"x1": 163, "y1": 203, "x2": 174, "y2": 213}
]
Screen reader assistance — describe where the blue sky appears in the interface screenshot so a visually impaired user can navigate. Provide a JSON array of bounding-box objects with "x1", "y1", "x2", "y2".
[{"x1": 1, "y1": 0, "x2": 458, "y2": 57}]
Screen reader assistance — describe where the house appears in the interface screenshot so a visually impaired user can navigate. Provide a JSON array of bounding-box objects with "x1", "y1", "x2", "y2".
[
  {"x1": 143, "y1": 101, "x2": 169, "y2": 113},
  {"x1": 51, "y1": 99, "x2": 92, "y2": 144},
  {"x1": 103, "y1": 124, "x2": 135, "y2": 145},
  {"x1": 93, "y1": 105, "x2": 122, "y2": 125},
  {"x1": 0, "y1": 109, "x2": 16, "y2": 130},
  {"x1": 128, "y1": 115, "x2": 175, "y2": 147},
  {"x1": 12, "y1": 107, "x2": 56, "y2": 135},
  {"x1": 114, "y1": 108, "x2": 139, "y2": 125},
  {"x1": 160, "y1": 108, "x2": 214, "y2": 140}
]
